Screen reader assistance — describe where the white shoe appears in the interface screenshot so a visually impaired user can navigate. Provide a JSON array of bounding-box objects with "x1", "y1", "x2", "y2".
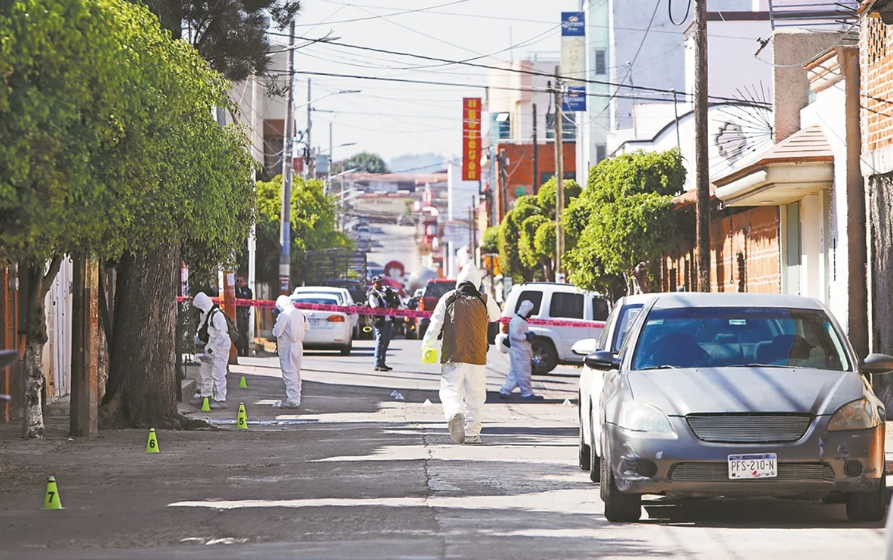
[
  {"x1": 282, "y1": 401, "x2": 301, "y2": 409},
  {"x1": 464, "y1": 435, "x2": 483, "y2": 445},
  {"x1": 448, "y1": 413, "x2": 465, "y2": 444}
]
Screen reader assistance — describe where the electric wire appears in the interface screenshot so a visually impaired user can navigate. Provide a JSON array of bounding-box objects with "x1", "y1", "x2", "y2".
[{"x1": 668, "y1": 0, "x2": 692, "y2": 27}]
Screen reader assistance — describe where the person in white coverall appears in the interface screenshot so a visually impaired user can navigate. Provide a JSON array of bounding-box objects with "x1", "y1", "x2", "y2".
[
  {"x1": 499, "y1": 300, "x2": 543, "y2": 400},
  {"x1": 422, "y1": 263, "x2": 500, "y2": 445},
  {"x1": 273, "y1": 295, "x2": 309, "y2": 408},
  {"x1": 192, "y1": 292, "x2": 231, "y2": 409}
]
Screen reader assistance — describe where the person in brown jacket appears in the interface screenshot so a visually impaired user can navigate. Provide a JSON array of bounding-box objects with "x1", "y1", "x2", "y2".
[{"x1": 422, "y1": 263, "x2": 501, "y2": 444}]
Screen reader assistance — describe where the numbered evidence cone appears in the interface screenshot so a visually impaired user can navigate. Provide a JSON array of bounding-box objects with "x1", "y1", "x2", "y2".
[
  {"x1": 43, "y1": 476, "x2": 62, "y2": 510},
  {"x1": 145, "y1": 428, "x2": 159, "y2": 453},
  {"x1": 238, "y1": 375, "x2": 247, "y2": 388},
  {"x1": 200, "y1": 396, "x2": 211, "y2": 412},
  {"x1": 236, "y1": 403, "x2": 248, "y2": 429}
]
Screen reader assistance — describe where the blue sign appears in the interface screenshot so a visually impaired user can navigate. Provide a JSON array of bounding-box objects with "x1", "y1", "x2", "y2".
[
  {"x1": 562, "y1": 86, "x2": 587, "y2": 112},
  {"x1": 561, "y1": 12, "x2": 585, "y2": 37}
]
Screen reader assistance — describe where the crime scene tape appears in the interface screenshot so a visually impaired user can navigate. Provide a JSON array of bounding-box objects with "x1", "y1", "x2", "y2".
[{"x1": 176, "y1": 297, "x2": 606, "y2": 329}]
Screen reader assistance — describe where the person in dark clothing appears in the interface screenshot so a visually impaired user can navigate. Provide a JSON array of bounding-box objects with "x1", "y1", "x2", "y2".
[{"x1": 235, "y1": 276, "x2": 253, "y2": 357}]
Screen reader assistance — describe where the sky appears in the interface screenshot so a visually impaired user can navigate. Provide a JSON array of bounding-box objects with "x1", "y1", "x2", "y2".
[{"x1": 269, "y1": 0, "x2": 580, "y2": 167}]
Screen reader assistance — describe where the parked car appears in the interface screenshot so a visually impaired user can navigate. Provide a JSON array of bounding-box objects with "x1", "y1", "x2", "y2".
[
  {"x1": 293, "y1": 286, "x2": 359, "y2": 339},
  {"x1": 587, "y1": 292, "x2": 893, "y2": 523},
  {"x1": 495, "y1": 282, "x2": 609, "y2": 374},
  {"x1": 290, "y1": 293, "x2": 353, "y2": 355},
  {"x1": 576, "y1": 294, "x2": 653, "y2": 482},
  {"x1": 417, "y1": 278, "x2": 457, "y2": 338}
]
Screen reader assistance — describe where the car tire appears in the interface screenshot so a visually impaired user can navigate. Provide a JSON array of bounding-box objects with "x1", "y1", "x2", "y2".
[
  {"x1": 578, "y1": 395, "x2": 591, "y2": 471},
  {"x1": 845, "y1": 475, "x2": 887, "y2": 522},
  {"x1": 340, "y1": 341, "x2": 352, "y2": 356},
  {"x1": 588, "y1": 411, "x2": 601, "y2": 483},
  {"x1": 531, "y1": 338, "x2": 558, "y2": 375},
  {"x1": 601, "y1": 445, "x2": 641, "y2": 522}
]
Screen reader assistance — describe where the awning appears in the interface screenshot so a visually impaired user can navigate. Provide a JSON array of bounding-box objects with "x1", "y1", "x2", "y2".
[{"x1": 713, "y1": 125, "x2": 834, "y2": 207}]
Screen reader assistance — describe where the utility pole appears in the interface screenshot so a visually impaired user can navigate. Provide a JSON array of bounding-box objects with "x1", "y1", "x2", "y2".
[
  {"x1": 278, "y1": 19, "x2": 295, "y2": 296},
  {"x1": 553, "y1": 69, "x2": 565, "y2": 283},
  {"x1": 248, "y1": 74, "x2": 257, "y2": 344},
  {"x1": 305, "y1": 79, "x2": 313, "y2": 178},
  {"x1": 328, "y1": 121, "x2": 333, "y2": 196},
  {"x1": 497, "y1": 149, "x2": 508, "y2": 224},
  {"x1": 671, "y1": 89, "x2": 681, "y2": 150},
  {"x1": 694, "y1": 0, "x2": 710, "y2": 292},
  {"x1": 532, "y1": 103, "x2": 539, "y2": 195}
]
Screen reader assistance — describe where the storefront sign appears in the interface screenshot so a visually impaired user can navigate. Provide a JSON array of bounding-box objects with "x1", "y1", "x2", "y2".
[{"x1": 462, "y1": 97, "x2": 482, "y2": 181}]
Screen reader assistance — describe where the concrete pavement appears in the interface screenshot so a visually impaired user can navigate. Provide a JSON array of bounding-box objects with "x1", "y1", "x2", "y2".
[{"x1": 0, "y1": 339, "x2": 888, "y2": 559}]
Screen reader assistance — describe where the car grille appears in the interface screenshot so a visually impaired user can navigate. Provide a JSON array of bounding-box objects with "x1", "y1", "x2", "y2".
[
  {"x1": 669, "y1": 462, "x2": 834, "y2": 482},
  {"x1": 686, "y1": 414, "x2": 812, "y2": 443}
]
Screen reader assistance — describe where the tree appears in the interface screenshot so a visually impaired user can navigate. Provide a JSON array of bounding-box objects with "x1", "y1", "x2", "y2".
[
  {"x1": 481, "y1": 226, "x2": 500, "y2": 255},
  {"x1": 141, "y1": 0, "x2": 299, "y2": 81},
  {"x1": 0, "y1": 0, "x2": 258, "y2": 435},
  {"x1": 494, "y1": 180, "x2": 581, "y2": 283},
  {"x1": 249, "y1": 175, "x2": 352, "y2": 287},
  {"x1": 337, "y1": 152, "x2": 389, "y2": 174},
  {"x1": 564, "y1": 149, "x2": 685, "y2": 297}
]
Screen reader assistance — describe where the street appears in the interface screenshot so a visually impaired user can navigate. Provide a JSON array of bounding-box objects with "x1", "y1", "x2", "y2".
[{"x1": 0, "y1": 340, "x2": 888, "y2": 559}]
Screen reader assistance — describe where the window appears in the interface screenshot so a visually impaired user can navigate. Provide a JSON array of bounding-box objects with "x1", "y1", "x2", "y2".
[
  {"x1": 550, "y1": 292, "x2": 584, "y2": 319},
  {"x1": 598, "y1": 306, "x2": 617, "y2": 350},
  {"x1": 596, "y1": 144, "x2": 607, "y2": 162},
  {"x1": 595, "y1": 49, "x2": 606, "y2": 75},
  {"x1": 546, "y1": 112, "x2": 577, "y2": 141},
  {"x1": 612, "y1": 304, "x2": 643, "y2": 353},
  {"x1": 495, "y1": 112, "x2": 511, "y2": 140},
  {"x1": 592, "y1": 296, "x2": 609, "y2": 321},
  {"x1": 630, "y1": 307, "x2": 850, "y2": 372},
  {"x1": 424, "y1": 281, "x2": 456, "y2": 299},
  {"x1": 515, "y1": 291, "x2": 543, "y2": 316},
  {"x1": 540, "y1": 171, "x2": 577, "y2": 185}
]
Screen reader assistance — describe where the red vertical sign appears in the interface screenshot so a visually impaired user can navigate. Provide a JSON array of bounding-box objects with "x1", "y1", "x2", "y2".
[{"x1": 462, "y1": 98, "x2": 481, "y2": 181}]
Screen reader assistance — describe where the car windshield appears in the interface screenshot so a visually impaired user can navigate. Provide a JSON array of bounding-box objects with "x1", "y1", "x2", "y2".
[
  {"x1": 425, "y1": 282, "x2": 455, "y2": 299},
  {"x1": 630, "y1": 307, "x2": 850, "y2": 372},
  {"x1": 292, "y1": 297, "x2": 339, "y2": 306},
  {"x1": 297, "y1": 289, "x2": 344, "y2": 302}
]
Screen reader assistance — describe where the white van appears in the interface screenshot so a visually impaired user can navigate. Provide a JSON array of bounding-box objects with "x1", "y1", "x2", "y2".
[{"x1": 495, "y1": 282, "x2": 608, "y2": 374}]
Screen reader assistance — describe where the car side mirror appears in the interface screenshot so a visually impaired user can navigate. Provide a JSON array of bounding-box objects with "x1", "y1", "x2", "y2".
[
  {"x1": 862, "y1": 353, "x2": 893, "y2": 375},
  {"x1": 571, "y1": 338, "x2": 598, "y2": 356},
  {"x1": 584, "y1": 350, "x2": 620, "y2": 371}
]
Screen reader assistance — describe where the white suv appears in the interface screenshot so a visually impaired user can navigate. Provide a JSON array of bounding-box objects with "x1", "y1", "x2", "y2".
[{"x1": 496, "y1": 282, "x2": 608, "y2": 374}]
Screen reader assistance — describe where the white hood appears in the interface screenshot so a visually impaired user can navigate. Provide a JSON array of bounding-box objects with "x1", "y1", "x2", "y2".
[
  {"x1": 276, "y1": 295, "x2": 295, "y2": 313},
  {"x1": 518, "y1": 300, "x2": 535, "y2": 318},
  {"x1": 193, "y1": 292, "x2": 214, "y2": 313},
  {"x1": 456, "y1": 263, "x2": 482, "y2": 287}
]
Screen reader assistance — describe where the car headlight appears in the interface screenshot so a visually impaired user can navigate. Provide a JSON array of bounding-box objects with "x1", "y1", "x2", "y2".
[
  {"x1": 618, "y1": 401, "x2": 675, "y2": 434},
  {"x1": 827, "y1": 398, "x2": 882, "y2": 431}
]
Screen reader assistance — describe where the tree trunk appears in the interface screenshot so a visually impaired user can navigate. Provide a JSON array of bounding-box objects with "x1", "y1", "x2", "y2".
[
  {"x1": 100, "y1": 243, "x2": 204, "y2": 429},
  {"x1": 22, "y1": 257, "x2": 63, "y2": 439},
  {"x1": 22, "y1": 339, "x2": 45, "y2": 439}
]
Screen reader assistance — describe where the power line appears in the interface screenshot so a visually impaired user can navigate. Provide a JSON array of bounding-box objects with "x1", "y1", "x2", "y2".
[
  {"x1": 289, "y1": 0, "x2": 470, "y2": 27},
  {"x1": 267, "y1": 34, "x2": 768, "y2": 106}
]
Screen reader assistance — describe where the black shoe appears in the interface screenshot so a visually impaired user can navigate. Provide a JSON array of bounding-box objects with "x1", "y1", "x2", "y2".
[
  {"x1": 382, "y1": 365, "x2": 393, "y2": 371},
  {"x1": 374, "y1": 366, "x2": 388, "y2": 372}
]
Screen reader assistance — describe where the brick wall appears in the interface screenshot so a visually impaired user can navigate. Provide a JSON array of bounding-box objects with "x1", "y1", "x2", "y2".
[
  {"x1": 862, "y1": 17, "x2": 893, "y2": 153},
  {"x1": 658, "y1": 206, "x2": 780, "y2": 294},
  {"x1": 497, "y1": 142, "x2": 576, "y2": 209}
]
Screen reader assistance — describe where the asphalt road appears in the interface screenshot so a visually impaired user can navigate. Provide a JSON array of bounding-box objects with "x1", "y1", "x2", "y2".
[{"x1": 0, "y1": 339, "x2": 887, "y2": 559}]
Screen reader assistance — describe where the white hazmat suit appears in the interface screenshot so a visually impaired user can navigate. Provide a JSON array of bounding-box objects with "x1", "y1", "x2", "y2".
[
  {"x1": 273, "y1": 295, "x2": 309, "y2": 407},
  {"x1": 193, "y1": 292, "x2": 231, "y2": 407},
  {"x1": 500, "y1": 300, "x2": 535, "y2": 398},
  {"x1": 422, "y1": 264, "x2": 500, "y2": 442}
]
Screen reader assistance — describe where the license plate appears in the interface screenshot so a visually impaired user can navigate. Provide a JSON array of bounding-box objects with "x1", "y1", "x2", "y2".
[
  {"x1": 309, "y1": 319, "x2": 321, "y2": 326},
  {"x1": 728, "y1": 453, "x2": 777, "y2": 479}
]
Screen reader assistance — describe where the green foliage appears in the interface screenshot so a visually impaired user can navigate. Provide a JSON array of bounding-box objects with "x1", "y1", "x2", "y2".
[
  {"x1": 0, "y1": 0, "x2": 256, "y2": 272},
  {"x1": 252, "y1": 175, "x2": 352, "y2": 285},
  {"x1": 565, "y1": 149, "x2": 685, "y2": 293},
  {"x1": 337, "y1": 152, "x2": 389, "y2": 174},
  {"x1": 481, "y1": 226, "x2": 500, "y2": 255},
  {"x1": 494, "y1": 181, "x2": 581, "y2": 282}
]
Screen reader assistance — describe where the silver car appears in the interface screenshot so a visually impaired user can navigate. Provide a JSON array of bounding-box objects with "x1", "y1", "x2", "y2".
[{"x1": 588, "y1": 293, "x2": 893, "y2": 523}]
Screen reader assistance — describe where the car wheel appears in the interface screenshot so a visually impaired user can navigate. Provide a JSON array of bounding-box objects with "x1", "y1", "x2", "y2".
[
  {"x1": 340, "y1": 341, "x2": 352, "y2": 356},
  {"x1": 845, "y1": 475, "x2": 887, "y2": 522},
  {"x1": 601, "y1": 445, "x2": 641, "y2": 522},
  {"x1": 531, "y1": 338, "x2": 558, "y2": 375},
  {"x1": 578, "y1": 395, "x2": 591, "y2": 471},
  {"x1": 588, "y1": 411, "x2": 601, "y2": 483}
]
